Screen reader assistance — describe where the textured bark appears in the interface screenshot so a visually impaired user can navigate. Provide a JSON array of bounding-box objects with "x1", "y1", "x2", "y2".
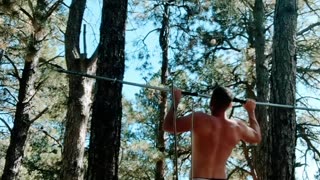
[
  {"x1": 87, "y1": 0, "x2": 127, "y2": 179},
  {"x1": 1, "y1": 1, "x2": 61, "y2": 178},
  {"x1": 2, "y1": 60, "x2": 38, "y2": 180},
  {"x1": 60, "y1": 0, "x2": 97, "y2": 179},
  {"x1": 252, "y1": 0, "x2": 269, "y2": 179},
  {"x1": 268, "y1": 0, "x2": 297, "y2": 179},
  {"x1": 156, "y1": 3, "x2": 170, "y2": 180}
]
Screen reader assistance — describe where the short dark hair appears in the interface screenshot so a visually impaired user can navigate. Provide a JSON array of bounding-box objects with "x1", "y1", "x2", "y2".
[{"x1": 210, "y1": 86, "x2": 233, "y2": 111}]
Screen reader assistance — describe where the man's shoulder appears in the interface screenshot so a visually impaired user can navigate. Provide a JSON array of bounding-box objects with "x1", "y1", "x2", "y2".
[
  {"x1": 192, "y1": 112, "x2": 213, "y2": 125},
  {"x1": 227, "y1": 118, "x2": 243, "y2": 123},
  {"x1": 224, "y1": 119, "x2": 244, "y2": 129},
  {"x1": 231, "y1": 119, "x2": 250, "y2": 132},
  {"x1": 193, "y1": 111, "x2": 210, "y2": 117}
]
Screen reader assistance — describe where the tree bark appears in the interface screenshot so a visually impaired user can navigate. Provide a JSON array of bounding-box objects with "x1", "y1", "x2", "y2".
[
  {"x1": 1, "y1": 1, "x2": 62, "y2": 178},
  {"x1": 268, "y1": 0, "x2": 298, "y2": 179},
  {"x1": 252, "y1": 0, "x2": 269, "y2": 179},
  {"x1": 2, "y1": 60, "x2": 38, "y2": 180},
  {"x1": 156, "y1": 3, "x2": 170, "y2": 180},
  {"x1": 60, "y1": 0, "x2": 97, "y2": 179},
  {"x1": 87, "y1": 0, "x2": 127, "y2": 179}
]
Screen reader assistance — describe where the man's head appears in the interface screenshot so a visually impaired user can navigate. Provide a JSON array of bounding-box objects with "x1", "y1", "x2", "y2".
[{"x1": 210, "y1": 86, "x2": 233, "y2": 112}]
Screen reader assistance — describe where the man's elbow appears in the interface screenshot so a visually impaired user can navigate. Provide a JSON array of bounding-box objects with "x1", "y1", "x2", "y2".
[
  {"x1": 254, "y1": 133, "x2": 262, "y2": 144},
  {"x1": 248, "y1": 133, "x2": 262, "y2": 144},
  {"x1": 256, "y1": 135, "x2": 262, "y2": 144}
]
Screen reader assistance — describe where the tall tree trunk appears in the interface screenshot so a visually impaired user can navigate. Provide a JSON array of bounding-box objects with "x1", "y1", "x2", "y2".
[
  {"x1": 156, "y1": 3, "x2": 170, "y2": 180},
  {"x1": 87, "y1": 0, "x2": 127, "y2": 179},
  {"x1": 252, "y1": 0, "x2": 269, "y2": 179},
  {"x1": 268, "y1": 0, "x2": 297, "y2": 179},
  {"x1": 2, "y1": 59, "x2": 39, "y2": 180},
  {"x1": 60, "y1": 0, "x2": 97, "y2": 179},
  {"x1": 1, "y1": 1, "x2": 62, "y2": 178}
]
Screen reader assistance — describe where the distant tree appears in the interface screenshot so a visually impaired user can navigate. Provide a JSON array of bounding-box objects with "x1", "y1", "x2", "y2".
[
  {"x1": 156, "y1": 1, "x2": 170, "y2": 179},
  {"x1": 294, "y1": 1, "x2": 320, "y2": 178}
]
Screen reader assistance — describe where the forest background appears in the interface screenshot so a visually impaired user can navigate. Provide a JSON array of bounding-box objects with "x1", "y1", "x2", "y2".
[{"x1": 0, "y1": 0, "x2": 320, "y2": 179}]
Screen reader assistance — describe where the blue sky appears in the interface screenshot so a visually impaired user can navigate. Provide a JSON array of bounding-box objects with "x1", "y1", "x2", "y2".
[{"x1": 76, "y1": 0, "x2": 162, "y2": 101}]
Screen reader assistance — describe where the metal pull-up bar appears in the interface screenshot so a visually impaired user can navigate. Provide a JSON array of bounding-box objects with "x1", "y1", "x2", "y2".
[{"x1": 53, "y1": 66, "x2": 320, "y2": 112}]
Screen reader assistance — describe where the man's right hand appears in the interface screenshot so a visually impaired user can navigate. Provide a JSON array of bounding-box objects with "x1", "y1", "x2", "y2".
[
  {"x1": 243, "y1": 99, "x2": 256, "y2": 112},
  {"x1": 240, "y1": 99, "x2": 261, "y2": 144}
]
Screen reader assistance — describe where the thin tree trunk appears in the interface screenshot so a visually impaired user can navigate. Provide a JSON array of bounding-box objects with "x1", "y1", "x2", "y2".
[
  {"x1": 87, "y1": 0, "x2": 127, "y2": 179},
  {"x1": 156, "y1": 3, "x2": 170, "y2": 180},
  {"x1": 2, "y1": 60, "x2": 38, "y2": 180},
  {"x1": 252, "y1": 0, "x2": 269, "y2": 179},
  {"x1": 60, "y1": 0, "x2": 97, "y2": 179},
  {"x1": 269, "y1": 0, "x2": 298, "y2": 179}
]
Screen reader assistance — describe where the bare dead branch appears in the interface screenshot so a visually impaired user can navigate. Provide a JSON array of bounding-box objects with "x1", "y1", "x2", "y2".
[
  {"x1": 297, "y1": 67, "x2": 320, "y2": 74},
  {"x1": 30, "y1": 107, "x2": 48, "y2": 123},
  {"x1": 38, "y1": 54, "x2": 64, "y2": 67},
  {"x1": 19, "y1": 7, "x2": 33, "y2": 21},
  {"x1": 90, "y1": 46, "x2": 99, "y2": 62},
  {"x1": 45, "y1": 0, "x2": 64, "y2": 20},
  {"x1": 3, "y1": 88, "x2": 18, "y2": 103},
  {"x1": 297, "y1": 22, "x2": 320, "y2": 36},
  {"x1": 302, "y1": 0, "x2": 320, "y2": 17},
  {"x1": 3, "y1": 54, "x2": 20, "y2": 80},
  {"x1": 241, "y1": 141, "x2": 257, "y2": 180},
  {"x1": 298, "y1": 126, "x2": 320, "y2": 160},
  {"x1": 40, "y1": 128, "x2": 63, "y2": 148},
  {"x1": 0, "y1": 117, "x2": 12, "y2": 134}
]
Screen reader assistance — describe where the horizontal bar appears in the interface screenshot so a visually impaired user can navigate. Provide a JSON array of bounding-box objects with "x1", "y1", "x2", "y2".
[
  {"x1": 56, "y1": 68, "x2": 211, "y2": 98},
  {"x1": 54, "y1": 67, "x2": 320, "y2": 112}
]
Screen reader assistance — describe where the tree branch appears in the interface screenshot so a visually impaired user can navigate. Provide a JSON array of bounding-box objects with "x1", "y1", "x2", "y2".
[
  {"x1": 30, "y1": 107, "x2": 48, "y2": 123},
  {"x1": 241, "y1": 141, "x2": 257, "y2": 180},
  {"x1": 297, "y1": 22, "x2": 320, "y2": 36},
  {"x1": 298, "y1": 126, "x2": 320, "y2": 159},
  {"x1": 89, "y1": 45, "x2": 99, "y2": 65},
  {"x1": 19, "y1": 7, "x2": 33, "y2": 21},
  {"x1": 3, "y1": 88, "x2": 18, "y2": 103},
  {"x1": 0, "y1": 117, "x2": 12, "y2": 134},
  {"x1": 45, "y1": 0, "x2": 64, "y2": 20},
  {"x1": 3, "y1": 54, "x2": 20, "y2": 80},
  {"x1": 297, "y1": 67, "x2": 320, "y2": 74},
  {"x1": 40, "y1": 128, "x2": 63, "y2": 148}
]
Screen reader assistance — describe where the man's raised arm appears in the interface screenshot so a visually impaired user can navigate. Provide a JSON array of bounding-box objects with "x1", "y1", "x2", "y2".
[{"x1": 239, "y1": 99, "x2": 262, "y2": 144}]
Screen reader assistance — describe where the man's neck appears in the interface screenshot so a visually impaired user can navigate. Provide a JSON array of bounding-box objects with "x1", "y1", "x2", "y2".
[{"x1": 211, "y1": 110, "x2": 227, "y2": 119}]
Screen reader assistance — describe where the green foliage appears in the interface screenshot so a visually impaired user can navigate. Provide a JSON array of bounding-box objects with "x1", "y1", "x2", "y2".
[
  {"x1": 0, "y1": 0, "x2": 68, "y2": 178},
  {"x1": 20, "y1": 124, "x2": 62, "y2": 180}
]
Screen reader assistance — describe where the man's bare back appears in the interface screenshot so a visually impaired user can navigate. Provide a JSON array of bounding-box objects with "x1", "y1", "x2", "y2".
[
  {"x1": 163, "y1": 87, "x2": 261, "y2": 179},
  {"x1": 192, "y1": 113, "x2": 243, "y2": 179}
]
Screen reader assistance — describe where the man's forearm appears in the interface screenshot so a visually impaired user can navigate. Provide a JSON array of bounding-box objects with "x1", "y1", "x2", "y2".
[
  {"x1": 163, "y1": 102, "x2": 178, "y2": 132},
  {"x1": 248, "y1": 111, "x2": 261, "y2": 136},
  {"x1": 163, "y1": 90, "x2": 181, "y2": 132}
]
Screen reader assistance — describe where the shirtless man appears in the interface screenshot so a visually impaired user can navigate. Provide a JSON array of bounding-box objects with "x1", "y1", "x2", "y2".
[{"x1": 163, "y1": 86, "x2": 261, "y2": 180}]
